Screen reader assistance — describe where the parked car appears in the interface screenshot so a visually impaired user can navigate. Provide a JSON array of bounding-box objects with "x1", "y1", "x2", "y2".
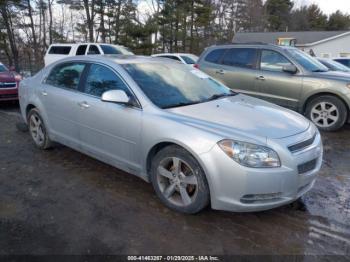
[
  {"x1": 333, "y1": 58, "x2": 350, "y2": 68},
  {"x1": 152, "y1": 53, "x2": 199, "y2": 67},
  {"x1": 317, "y1": 58, "x2": 350, "y2": 73},
  {"x1": 197, "y1": 44, "x2": 350, "y2": 131},
  {"x1": 0, "y1": 62, "x2": 21, "y2": 101},
  {"x1": 19, "y1": 55, "x2": 322, "y2": 214},
  {"x1": 44, "y1": 43, "x2": 134, "y2": 66}
]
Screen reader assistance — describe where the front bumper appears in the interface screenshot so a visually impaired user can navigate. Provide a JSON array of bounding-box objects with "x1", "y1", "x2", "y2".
[
  {"x1": 0, "y1": 85, "x2": 18, "y2": 101},
  {"x1": 199, "y1": 125, "x2": 323, "y2": 212}
]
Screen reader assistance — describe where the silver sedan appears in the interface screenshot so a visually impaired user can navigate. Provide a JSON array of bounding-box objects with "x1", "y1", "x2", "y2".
[{"x1": 19, "y1": 55, "x2": 323, "y2": 213}]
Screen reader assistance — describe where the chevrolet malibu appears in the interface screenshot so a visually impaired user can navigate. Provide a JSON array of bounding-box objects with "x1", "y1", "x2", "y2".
[{"x1": 19, "y1": 55, "x2": 323, "y2": 214}]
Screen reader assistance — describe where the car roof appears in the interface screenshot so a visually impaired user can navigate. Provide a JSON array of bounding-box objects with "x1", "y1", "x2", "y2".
[
  {"x1": 52, "y1": 55, "x2": 180, "y2": 65},
  {"x1": 206, "y1": 43, "x2": 297, "y2": 50},
  {"x1": 48, "y1": 43, "x2": 124, "y2": 47}
]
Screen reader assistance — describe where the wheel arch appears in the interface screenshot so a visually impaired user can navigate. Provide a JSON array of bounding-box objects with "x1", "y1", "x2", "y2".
[
  {"x1": 146, "y1": 141, "x2": 199, "y2": 175},
  {"x1": 26, "y1": 104, "x2": 37, "y2": 118},
  {"x1": 145, "y1": 140, "x2": 212, "y2": 186},
  {"x1": 302, "y1": 92, "x2": 350, "y2": 115}
]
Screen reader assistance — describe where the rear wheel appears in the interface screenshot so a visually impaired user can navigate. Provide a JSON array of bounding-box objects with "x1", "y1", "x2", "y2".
[
  {"x1": 150, "y1": 145, "x2": 210, "y2": 214},
  {"x1": 305, "y1": 95, "x2": 347, "y2": 132},
  {"x1": 27, "y1": 108, "x2": 52, "y2": 149}
]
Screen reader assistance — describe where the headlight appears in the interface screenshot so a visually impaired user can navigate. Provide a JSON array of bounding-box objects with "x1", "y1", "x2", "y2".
[{"x1": 218, "y1": 140, "x2": 281, "y2": 168}]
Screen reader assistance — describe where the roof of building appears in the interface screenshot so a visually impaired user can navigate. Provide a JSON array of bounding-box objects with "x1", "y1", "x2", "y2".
[{"x1": 233, "y1": 31, "x2": 350, "y2": 46}]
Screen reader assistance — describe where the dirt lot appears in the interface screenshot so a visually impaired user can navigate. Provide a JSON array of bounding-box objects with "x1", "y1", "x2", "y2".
[{"x1": 0, "y1": 102, "x2": 349, "y2": 256}]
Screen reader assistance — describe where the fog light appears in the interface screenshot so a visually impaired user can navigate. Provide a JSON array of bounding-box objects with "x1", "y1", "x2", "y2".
[{"x1": 240, "y1": 192, "x2": 282, "y2": 203}]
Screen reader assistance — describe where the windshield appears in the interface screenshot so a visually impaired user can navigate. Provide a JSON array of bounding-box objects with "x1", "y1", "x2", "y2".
[
  {"x1": 319, "y1": 59, "x2": 350, "y2": 72},
  {"x1": 286, "y1": 49, "x2": 329, "y2": 72},
  {"x1": 100, "y1": 45, "x2": 134, "y2": 55},
  {"x1": 0, "y1": 64, "x2": 8, "y2": 73},
  {"x1": 180, "y1": 55, "x2": 198, "y2": 64},
  {"x1": 122, "y1": 63, "x2": 235, "y2": 109}
]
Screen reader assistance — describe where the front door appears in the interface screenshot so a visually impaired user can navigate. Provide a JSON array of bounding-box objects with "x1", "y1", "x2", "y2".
[
  {"x1": 76, "y1": 63, "x2": 142, "y2": 172},
  {"x1": 255, "y1": 49, "x2": 303, "y2": 109},
  {"x1": 214, "y1": 48, "x2": 261, "y2": 98}
]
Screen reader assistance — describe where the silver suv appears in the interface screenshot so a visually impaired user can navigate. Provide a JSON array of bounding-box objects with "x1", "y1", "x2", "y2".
[{"x1": 197, "y1": 44, "x2": 350, "y2": 131}]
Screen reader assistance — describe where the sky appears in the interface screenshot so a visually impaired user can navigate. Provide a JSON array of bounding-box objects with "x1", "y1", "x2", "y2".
[
  {"x1": 136, "y1": 0, "x2": 350, "y2": 23},
  {"x1": 294, "y1": 0, "x2": 350, "y2": 15}
]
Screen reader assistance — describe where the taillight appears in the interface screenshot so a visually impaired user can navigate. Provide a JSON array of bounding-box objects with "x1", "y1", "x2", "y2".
[{"x1": 194, "y1": 64, "x2": 200, "y2": 69}]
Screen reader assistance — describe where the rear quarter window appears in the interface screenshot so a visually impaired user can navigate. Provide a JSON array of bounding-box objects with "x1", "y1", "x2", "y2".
[
  {"x1": 204, "y1": 49, "x2": 227, "y2": 64},
  {"x1": 48, "y1": 46, "x2": 71, "y2": 55}
]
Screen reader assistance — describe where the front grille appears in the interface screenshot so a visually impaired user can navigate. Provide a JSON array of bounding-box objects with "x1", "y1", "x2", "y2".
[
  {"x1": 298, "y1": 158, "x2": 317, "y2": 174},
  {"x1": 288, "y1": 133, "x2": 316, "y2": 153},
  {"x1": 0, "y1": 94, "x2": 18, "y2": 99},
  {"x1": 0, "y1": 82, "x2": 16, "y2": 88}
]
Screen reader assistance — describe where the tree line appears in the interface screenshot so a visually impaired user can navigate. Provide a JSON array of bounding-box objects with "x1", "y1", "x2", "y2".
[{"x1": 0, "y1": 0, "x2": 350, "y2": 74}]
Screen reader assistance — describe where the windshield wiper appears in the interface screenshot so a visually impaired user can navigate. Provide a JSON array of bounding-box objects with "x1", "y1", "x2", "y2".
[
  {"x1": 312, "y1": 69, "x2": 328, "y2": 72},
  {"x1": 163, "y1": 101, "x2": 202, "y2": 109},
  {"x1": 206, "y1": 92, "x2": 237, "y2": 102}
]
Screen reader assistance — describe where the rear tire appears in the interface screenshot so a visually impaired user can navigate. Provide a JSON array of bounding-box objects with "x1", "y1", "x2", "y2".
[
  {"x1": 305, "y1": 95, "x2": 347, "y2": 132},
  {"x1": 150, "y1": 145, "x2": 210, "y2": 214},
  {"x1": 27, "y1": 108, "x2": 52, "y2": 149}
]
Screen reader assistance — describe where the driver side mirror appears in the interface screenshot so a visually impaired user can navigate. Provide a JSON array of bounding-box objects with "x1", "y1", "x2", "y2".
[
  {"x1": 101, "y1": 90, "x2": 130, "y2": 105},
  {"x1": 9, "y1": 66, "x2": 16, "y2": 72},
  {"x1": 282, "y1": 64, "x2": 297, "y2": 74}
]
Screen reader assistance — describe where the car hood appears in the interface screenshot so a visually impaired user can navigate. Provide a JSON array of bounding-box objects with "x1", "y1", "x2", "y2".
[
  {"x1": 166, "y1": 94, "x2": 309, "y2": 140},
  {"x1": 310, "y1": 71, "x2": 350, "y2": 81},
  {"x1": 0, "y1": 71, "x2": 15, "y2": 82}
]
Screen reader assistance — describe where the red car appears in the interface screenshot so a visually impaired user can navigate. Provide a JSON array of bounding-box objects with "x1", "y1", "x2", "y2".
[{"x1": 0, "y1": 62, "x2": 21, "y2": 101}]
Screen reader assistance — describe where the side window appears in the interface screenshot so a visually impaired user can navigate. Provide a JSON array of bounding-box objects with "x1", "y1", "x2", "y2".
[
  {"x1": 48, "y1": 46, "x2": 71, "y2": 55},
  {"x1": 204, "y1": 49, "x2": 227, "y2": 64},
  {"x1": 87, "y1": 45, "x2": 100, "y2": 55},
  {"x1": 222, "y1": 48, "x2": 257, "y2": 69},
  {"x1": 260, "y1": 50, "x2": 293, "y2": 72},
  {"x1": 46, "y1": 63, "x2": 85, "y2": 90},
  {"x1": 76, "y1": 45, "x2": 87, "y2": 55},
  {"x1": 83, "y1": 64, "x2": 132, "y2": 98}
]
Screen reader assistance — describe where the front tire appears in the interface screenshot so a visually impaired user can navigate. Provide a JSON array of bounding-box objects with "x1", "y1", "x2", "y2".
[
  {"x1": 305, "y1": 95, "x2": 347, "y2": 132},
  {"x1": 150, "y1": 145, "x2": 210, "y2": 214},
  {"x1": 27, "y1": 108, "x2": 52, "y2": 149}
]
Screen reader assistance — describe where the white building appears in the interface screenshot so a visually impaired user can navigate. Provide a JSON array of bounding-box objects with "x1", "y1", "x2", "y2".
[{"x1": 233, "y1": 31, "x2": 350, "y2": 58}]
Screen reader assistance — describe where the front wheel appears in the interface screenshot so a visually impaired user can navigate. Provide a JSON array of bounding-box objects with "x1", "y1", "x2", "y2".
[
  {"x1": 305, "y1": 95, "x2": 347, "y2": 132},
  {"x1": 150, "y1": 146, "x2": 210, "y2": 214}
]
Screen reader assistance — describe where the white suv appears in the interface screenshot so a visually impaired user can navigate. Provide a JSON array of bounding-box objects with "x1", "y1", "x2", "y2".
[{"x1": 44, "y1": 43, "x2": 134, "y2": 66}]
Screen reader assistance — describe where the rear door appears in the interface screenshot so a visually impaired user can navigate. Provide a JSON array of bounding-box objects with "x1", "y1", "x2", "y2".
[
  {"x1": 41, "y1": 62, "x2": 86, "y2": 145},
  {"x1": 76, "y1": 63, "x2": 143, "y2": 171},
  {"x1": 212, "y1": 48, "x2": 260, "y2": 97},
  {"x1": 255, "y1": 49, "x2": 303, "y2": 109}
]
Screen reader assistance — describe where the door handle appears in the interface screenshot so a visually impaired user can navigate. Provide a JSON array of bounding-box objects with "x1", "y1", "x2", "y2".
[
  {"x1": 215, "y1": 69, "x2": 225, "y2": 75},
  {"x1": 256, "y1": 75, "x2": 265, "y2": 81},
  {"x1": 41, "y1": 90, "x2": 48, "y2": 96},
  {"x1": 78, "y1": 101, "x2": 90, "y2": 109}
]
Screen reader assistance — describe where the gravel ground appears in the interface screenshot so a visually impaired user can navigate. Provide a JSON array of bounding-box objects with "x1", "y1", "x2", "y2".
[{"x1": 0, "y1": 102, "x2": 349, "y2": 256}]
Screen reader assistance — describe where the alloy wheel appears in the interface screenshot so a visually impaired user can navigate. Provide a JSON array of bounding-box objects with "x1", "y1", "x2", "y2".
[
  {"x1": 29, "y1": 114, "x2": 45, "y2": 146},
  {"x1": 156, "y1": 157, "x2": 198, "y2": 207},
  {"x1": 310, "y1": 101, "x2": 339, "y2": 128}
]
